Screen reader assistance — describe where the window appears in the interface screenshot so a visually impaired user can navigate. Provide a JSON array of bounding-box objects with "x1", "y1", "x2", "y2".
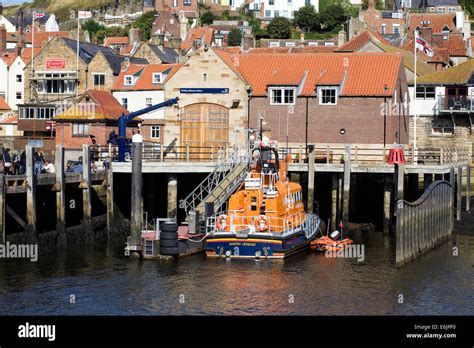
[
  {"x1": 173, "y1": 0, "x2": 178, "y2": 6},
  {"x1": 265, "y1": 10, "x2": 271, "y2": 17},
  {"x1": 152, "y1": 73, "x2": 162, "y2": 84},
  {"x1": 448, "y1": 7, "x2": 456, "y2": 13},
  {"x1": 432, "y1": 118, "x2": 453, "y2": 135},
  {"x1": 184, "y1": 0, "x2": 191, "y2": 5},
  {"x1": 285, "y1": 42, "x2": 295, "y2": 47},
  {"x1": 381, "y1": 24, "x2": 386, "y2": 34},
  {"x1": 146, "y1": 98, "x2": 152, "y2": 107},
  {"x1": 93, "y1": 74, "x2": 105, "y2": 88},
  {"x1": 124, "y1": 75, "x2": 133, "y2": 86},
  {"x1": 319, "y1": 88, "x2": 337, "y2": 105},
  {"x1": 16, "y1": 92, "x2": 21, "y2": 100},
  {"x1": 270, "y1": 87, "x2": 295, "y2": 105},
  {"x1": 437, "y1": 7, "x2": 446, "y2": 13},
  {"x1": 269, "y1": 0, "x2": 274, "y2": 4},
  {"x1": 203, "y1": 73, "x2": 208, "y2": 82},
  {"x1": 122, "y1": 98, "x2": 128, "y2": 109},
  {"x1": 305, "y1": 0, "x2": 310, "y2": 5},
  {"x1": 282, "y1": 10, "x2": 288, "y2": 17},
  {"x1": 441, "y1": 25, "x2": 451, "y2": 33},
  {"x1": 288, "y1": 0, "x2": 292, "y2": 5},
  {"x1": 416, "y1": 86, "x2": 435, "y2": 99},
  {"x1": 151, "y1": 125, "x2": 161, "y2": 139},
  {"x1": 393, "y1": 24, "x2": 400, "y2": 35},
  {"x1": 72, "y1": 123, "x2": 89, "y2": 136},
  {"x1": 36, "y1": 72, "x2": 77, "y2": 95},
  {"x1": 274, "y1": 10, "x2": 279, "y2": 17},
  {"x1": 269, "y1": 41, "x2": 279, "y2": 47},
  {"x1": 16, "y1": 74, "x2": 22, "y2": 82}
]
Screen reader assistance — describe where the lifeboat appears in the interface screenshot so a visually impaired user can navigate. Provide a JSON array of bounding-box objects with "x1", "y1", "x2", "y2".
[{"x1": 204, "y1": 137, "x2": 321, "y2": 259}]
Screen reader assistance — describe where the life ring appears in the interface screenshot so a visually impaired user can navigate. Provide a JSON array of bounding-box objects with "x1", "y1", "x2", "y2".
[
  {"x1": 255, "y1": 215, "x2": 269, "y2": 232},
  {"x1": 216, "y1": 214, "x2": 229, "y2": 231}
]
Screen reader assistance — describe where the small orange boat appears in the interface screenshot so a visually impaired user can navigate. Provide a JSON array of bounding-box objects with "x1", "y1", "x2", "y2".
[{"x1": 310, "y1": 226, "x2": 353, "y2": 252}]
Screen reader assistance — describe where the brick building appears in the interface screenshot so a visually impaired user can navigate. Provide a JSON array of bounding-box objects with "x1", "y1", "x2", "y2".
[
  {"x1": 218, "y1": 51, "x2": 410, "y2": 147},
  {"x1": 54, "y1": 90, "x2": 139, "y2": 148},
  {"x1": 358, "y1": 0, "x2": 406, "y2": 38}
]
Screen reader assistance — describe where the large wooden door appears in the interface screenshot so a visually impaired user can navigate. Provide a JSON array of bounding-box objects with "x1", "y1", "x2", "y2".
[{"x1": 181, "y1": 103, "x2": 229, "y2": 160}]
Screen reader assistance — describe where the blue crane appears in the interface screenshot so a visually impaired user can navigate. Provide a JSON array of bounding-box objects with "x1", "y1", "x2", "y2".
[{"x1": 117, "y1": 97, "x2": 179, "y2": 162}]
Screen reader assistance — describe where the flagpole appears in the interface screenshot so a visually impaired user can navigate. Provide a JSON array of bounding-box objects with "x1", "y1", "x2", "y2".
[
  {"x1": 413, "y1": 29, "x2": 417, "y2": 163},
  {"x1": 31, "y1": 13, "x2": 35, "y2": 77},
  {"x1": 76, "y1": 12, "x2": 80, "y2": 98}
]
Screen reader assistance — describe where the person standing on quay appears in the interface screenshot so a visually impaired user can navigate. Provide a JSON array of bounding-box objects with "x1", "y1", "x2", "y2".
[
  {"x1": 2, "y1": 148, "x2": 12, "y2": 175},
  {"x1": 34, "y1": 151, "x2": 44, "y2": 174}
]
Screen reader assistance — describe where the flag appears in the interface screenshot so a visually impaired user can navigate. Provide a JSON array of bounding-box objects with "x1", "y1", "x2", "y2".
[
  {"x1": 78, "y1": 11, "x2": 93, "y2": 19},
  {"x1": 415, "y1": 30, "x2": 434, "y2": 57},
  {"x1": 33, "y1": 10, "x2": 46, "y2": 20}
]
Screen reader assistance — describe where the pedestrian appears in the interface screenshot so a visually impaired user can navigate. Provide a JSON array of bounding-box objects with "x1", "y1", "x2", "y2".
[
  {"x1": 42, "y1": 159, "x2": 55, "y2": 174},
  {"x1": 12, "y1": 152, "x2": 20, "y2": 175},
  {"x1": 2, "y1": 148, "x2": 12, "y2": 175},
  {"x1": 19, "y1": 150, "x2": 26, "y2": 174},
  {"x1": 34, "y1": 151, "x2": 44, "y2": 174}
]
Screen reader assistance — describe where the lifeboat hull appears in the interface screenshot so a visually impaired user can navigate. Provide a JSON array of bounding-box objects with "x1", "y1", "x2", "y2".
[{"x1": 205, "y1": 231, "x2": 313, "y2": 259}]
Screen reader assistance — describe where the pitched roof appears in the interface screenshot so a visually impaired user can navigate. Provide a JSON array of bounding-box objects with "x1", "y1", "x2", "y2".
[
  {"x1": 61, "y1": 37, "x2": 148, "y2": 74},
  {"x1": 148, "y1": 44, "x2": 179, "y2": 64},
  {"x1": 104, "y1": 36, "x2": 129, "y2": 46},
  {"x1": 181, "y1": 27, "x2": 214, "y2": 52},
  {"x1": 0, "y1": 97, "x2": 11, "y2": 110},
  {"x1": 55, "y1": 90, "x2": 129, "y2": 120},
  {"x1": 19, "y1": 47, "x2": 42, "y2": 64},
  {"x1": 111, "y1": 63, "x2": 176, "y2": 91},
  {"x1": 336, "y1": 30, "x2": 391, "y2": 52},
  {"x1": 417, "y1": 60, "x2": 474, "y2": 85},
  {"x1": 24, "y1": 31, "x2": 69, "y2": 47},
  {"x1": 0, "y1": 114, "x2": 17, "y2": 124},
  {"x1": 407, "y1": 13, "x2": 459, "y2": 34},
  {"x1": 1, "y1": 54, "x2": 16, "y2": 67},
  {"x1": 223, "y1": 52, "x2": 403, "y2": 97},
  {"x1": 395, "y1": 0, "x2": 459, "y2": 9},
  {"x1": 249, "y1": 46, "x2": 336, "y2": 53},
  {"x1": 439, "y1": 33, "x2": 467, "y2": 56}
]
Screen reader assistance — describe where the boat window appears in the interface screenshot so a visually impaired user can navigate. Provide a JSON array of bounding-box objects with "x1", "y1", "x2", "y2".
[{"x1": 251, "y1": 196, "x2": 257, "y2": 202}]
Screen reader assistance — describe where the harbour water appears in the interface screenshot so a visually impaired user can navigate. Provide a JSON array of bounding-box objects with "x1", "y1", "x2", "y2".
[{"x1": 0, "y1": 231, "x2": 472, "y2": 315}]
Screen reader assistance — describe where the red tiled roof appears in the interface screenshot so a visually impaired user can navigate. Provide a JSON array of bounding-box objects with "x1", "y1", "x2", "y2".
[
  {"x1": 0, "y1": 114, "x2": 17, "y2": 124},
  {"x1": 104, "y1": 36, "x2": 129, "y2": 47},
  {"x1": 408, "y1": 13, "x2": 458, "y2": 34},
  {"x1": 24, "y1": 31, "x2": 69, "y2": 47},
  {"x1": 1, "y1": 54, "x2": 16, "y2": 67},
  {"x1": 181, "y1": 27, "x2": 214, "y2": 52},
  {"x1": 222, "y1": 52, "x2": 402, "y2": 97},
  {"x1": 336, "y1": 29, "x2": 390, "y2": 52},
  {"x1": 249, "y1": 46, "x2": 336, "y2": 53},
  {"x1": 440, "y1": 33, "x2": 467, "y2": 57},
  {"x1": 88, "y1": 90, "x2": 129, "y2": 118},
  {"x1": 111, "y1": 63, "x2": 176, "y2": 91},
  {"x1": 0, "y1": 97, "x2": 11, "y2": 110},
  {"x1": 19, "y1": 47, "x2": 42, "y2": 64}
]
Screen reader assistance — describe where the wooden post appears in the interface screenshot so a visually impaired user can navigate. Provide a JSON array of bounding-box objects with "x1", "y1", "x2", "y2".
[
  {"x1": 342, "y1": 144, "x2": 351, "y2": 227},
  {"x1": 0, "y1": 174, "x2": 4, "y2": 244},
  {"x1": 331, "y1": 173, "x2": 338, "y2": 231},
  {"x1": 450, "y1": 167, "x2": 455, "y2": 217},
  {"x1": 397, "y1": 164, "x2": 405, "y2": 202},
  {"x1": 307, "y1": 145, "x2": 315, "y2": 213},
  {"x1": 167, "y1": 174, "x2": 178, "y2": 221},
  {"x1": 82, "y1": 144, "x2": 92, "y2": 225},
  {"x1": 106, "y1": 165, "x2": 114, "y2": 238},
  {"x1": 55, "y1": 145, "x2": 66, "y2": 248},
  {"x1": 130, "y1": 137, "x2": 143, "y2": 254},
  {"x1": 383, "y1": 175, "x2": 391, "y2": 234},
  {"x1": 456, "y1": 166, "x2": 462, "y2": 221},
  {"x1": 186, "y1": 144, "x2": 190, "y2": 162},
  {"x1": 25, "y1": 145, "x2": 36, "y2": 234},
  {"x1": 467, "y1": 165, "x2": 471, "y2": 212}
]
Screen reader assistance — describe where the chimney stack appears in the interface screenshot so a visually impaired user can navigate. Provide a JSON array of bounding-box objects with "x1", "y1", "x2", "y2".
[
  {"x1": 0, "y1": 25, "x2": 6, "y2": 55},
  {"x1": 179, "y1": 13, "x2": 188, "y2": 41},
  {"x1": 129, "y1": 27, "x2": 142, "y2": 45},
  {"x1": 338, "y1": 28, "x2": 347, "y2": 46}
]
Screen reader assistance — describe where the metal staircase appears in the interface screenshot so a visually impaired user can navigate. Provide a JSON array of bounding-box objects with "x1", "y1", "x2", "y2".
[{"x1": 179, "y1": 148, "x2": 249, "y2": 218}]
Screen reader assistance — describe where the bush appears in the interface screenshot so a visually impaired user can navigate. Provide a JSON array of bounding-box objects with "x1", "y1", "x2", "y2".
[
  {"x1": 227, "y1": 28, "x2": 242, "y2": 46},
  {"x1": 132, "y1": 10, "x2": 157, "y2": 41},
  {"x1": 201, "y1": 11, "x2": 216, "y2": 25},
  {"x1": 293, "y1": 5, "x2": 319, "y2": 33},
  {"x1": 267, "y1": 17, "x2": 292, "y2": 39}
]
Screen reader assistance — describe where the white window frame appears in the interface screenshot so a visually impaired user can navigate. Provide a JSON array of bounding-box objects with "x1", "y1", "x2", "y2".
[
  {"x1": 93, "y1": 73, "x2": 106, "y2": 88},
  {"x1": 122, "y1": 98, "x2": 128, "y2": 109},
  {"x1": 72, "y1": 123, "x2": 89, "y2": 136},
  {"x1": 319, "y1": 87, "x2": 338, "y2": 105},
  {"x1": 269, "y1": 87, "x2": 296, "y2": 105},
  {"x1": 269, "y1": 41, "x2": 279, "y2": 47},
  {"x1": 285, "y1": 42, "x2": 295, "y2": 47},
  {"x1": 151, "y1": 125, "x2": 161, "y2": 139},
  {"x1": 146, "y1": 97, "x2": 153, "y2": 107},
  {"x1": 393, "y1": 24, "x2": 400, "y2": 35},
  {"x1": 16, "y1": 92, "x2": 21, "y2": 100},
  {"x1": 152, "y1": 73, "x2": 162, "y2": 84},
  {"x1": 124, "y1": 75, "x2": 133, "y2": 86}
]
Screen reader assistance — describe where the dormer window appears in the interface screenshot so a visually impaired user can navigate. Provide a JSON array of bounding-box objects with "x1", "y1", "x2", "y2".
[
  {"x1": 269, "y1": 87, "x2": 296, "y2": 105},
  {"x1": 152, "y1": 73, "x2": 162, "y2": 84},
  {"x1": 124, "y1": 75, "x2": 133, "y2": 86},
  {"x1": 318, "y1": 87, "x2": 338, "y2": 105},
  {"x1": 441, "y1": 25, "x2": 451, "y2": 34}
]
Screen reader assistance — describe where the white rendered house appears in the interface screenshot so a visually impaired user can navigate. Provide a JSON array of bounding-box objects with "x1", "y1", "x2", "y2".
[{"x1": 248, "y1": 0, "x2": 320, "y2": 19}]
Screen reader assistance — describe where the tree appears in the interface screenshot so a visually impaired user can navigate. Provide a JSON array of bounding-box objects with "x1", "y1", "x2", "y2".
[
  {"x1": 82, "y1": 19, "x2": 106, "y2": 38},
  {"x1": 293, "y1": 5, "x2": 319, "y2": 33},
  {"x1": 227, "y1": 28, "x2": 242, "y2": 46},
  {"x1": 317, "y1": 4, "x2": 349, "y2": 32},
  {"x1": 361, "y1": 0, "x2": 385, "y2": 10},
  {"x1": 201, "y1": 11, "x2": 216, "y2": 25},
  {"x1": 267, "y1": 17, "x2": 292, "y2": 39},
  {"x1": 459, "y1": 0, "x2": 473, "y2": 15},
  {"x1": 132, "y1": 11, "x2": 157, "y2": 41}
]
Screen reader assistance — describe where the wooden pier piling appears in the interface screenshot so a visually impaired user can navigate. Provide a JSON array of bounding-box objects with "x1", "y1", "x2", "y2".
[
  {"x1": 307, "y1": 145, "x2": 315, "y2": 213},
  {"x1": 106, "y1": 165, "x2": 114, "y2": 238},
  {"x1": 456, "y1": 166, "x2": 462, "y2": 221},
  {"x1": 467, "y1": 165, "x2": 471, "y2": 212},
  {"x1": 167, "y1": 174, "x2": 178, "y2": 220},
  {"x1": 55, "y1": 145, "x2": 66, "y2": 247},
  {"x1": 130, "y1": 137, "x2": 143, "y2": 253},
  {"x1": 383, "y1": 175, "x2": 391, "y2": 234},
  {"x1": 342, "y1": 144, "x2": 351, "y2": 227},
  {"x1": 331, "y1": 173, "x2": 338, "y2": 231},
  {"x1": 25, "y1": 145, "x2": 36, "y2": 234},
  {"x1": 0, "y1": 174, "x2": 4, "y2": 244}
]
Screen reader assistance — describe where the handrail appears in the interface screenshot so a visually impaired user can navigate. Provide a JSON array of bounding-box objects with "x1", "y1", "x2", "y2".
[{"x1": 399, "y1": 180, "x2": 452, "y2": 207}]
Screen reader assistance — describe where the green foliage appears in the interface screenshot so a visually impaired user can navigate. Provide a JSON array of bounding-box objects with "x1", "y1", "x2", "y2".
[
  {"x1": 361, "y1": 0, "x2": 385, "y2": 10},
  {"x1": 293, "y1": 5, "x2": 319, "y2": 33},
  {"x1": 317, "y1": 3, "x2": 350, "y2": 32},
  {"x1": 132, "y1": 10, "x2": 157, "y2": 41},
  {"x1": 227, "y1": 28, "x2": 242, "y2": 46},
  {"x1": 459, "y1": 0, "x2": 474, "y2": 15},
  {"x1": 267, "y1": 17, "x2": 292, "y2": 39},
  {"x1": 201, "y1": 11, "x2": 216, "y2": 25},
  {"x1": 291, "y1": 30, "x2": 337, "y2": 40}
]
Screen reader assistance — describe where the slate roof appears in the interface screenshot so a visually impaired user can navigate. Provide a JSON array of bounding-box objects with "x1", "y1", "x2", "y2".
[
  {"x1": 395, "y1": 0, "x2": 459, "y2": 10},
  {"x1": 148, "y1": 45, "x2": 180, "y2": 64}
]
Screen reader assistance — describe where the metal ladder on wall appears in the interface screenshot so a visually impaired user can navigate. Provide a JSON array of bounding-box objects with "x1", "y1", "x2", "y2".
[{"x1": 179, "y1": 147, "x2": 250, "y2": 218}]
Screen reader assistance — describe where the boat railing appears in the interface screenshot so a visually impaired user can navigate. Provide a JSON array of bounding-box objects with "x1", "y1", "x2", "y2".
[
  {"x1": 244, "y1": 172, "x2": 280, "y2": 190},
  {"x1": 206, "y1": 212, "x2": 307, "y2": 234}
]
